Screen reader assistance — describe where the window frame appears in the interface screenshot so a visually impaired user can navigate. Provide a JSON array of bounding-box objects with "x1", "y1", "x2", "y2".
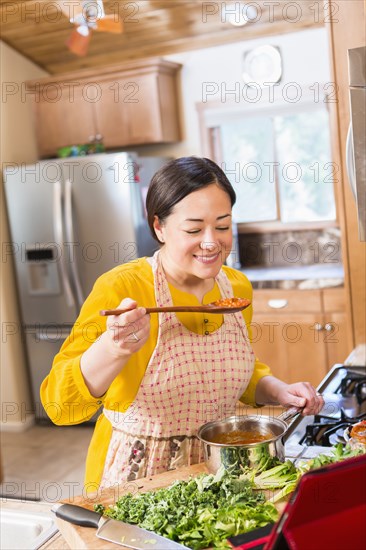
[{"x1": 197, "y1": 90, "x2": 339, "y2": 232}]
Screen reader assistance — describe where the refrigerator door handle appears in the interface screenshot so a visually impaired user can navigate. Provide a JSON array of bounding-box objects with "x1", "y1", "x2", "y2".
[
  {"x1": 346, "y1": 122, "x2": 357, "y2": 200},
  {"x1": 35, "y1": 330, "x2": 72, "y2": 341},
  {"x1": 53, "y1": 181, "x2": 76, "y2": 308},
  {"x1": 64, "y1": 178, "x2": 85, "y2": 307}
]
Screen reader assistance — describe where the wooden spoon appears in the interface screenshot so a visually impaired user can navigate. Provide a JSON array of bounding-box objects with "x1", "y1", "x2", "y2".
[{"x1": 100, "y1": 298, "x2": 251, "y2": 316}]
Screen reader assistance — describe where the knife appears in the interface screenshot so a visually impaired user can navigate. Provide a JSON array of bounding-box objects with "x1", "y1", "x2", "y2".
[{"x1": 52, "y1": 503, "x2": 189, "y2": 549}]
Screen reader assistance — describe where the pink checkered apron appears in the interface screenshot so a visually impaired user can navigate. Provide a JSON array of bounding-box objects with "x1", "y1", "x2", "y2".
[{"x1": 100, "y1": 251, "x2": 255, "y2": 487}]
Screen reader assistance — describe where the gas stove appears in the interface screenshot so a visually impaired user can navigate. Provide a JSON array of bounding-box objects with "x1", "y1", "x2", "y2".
[{"x1": 284, "y1": 364, "x2": 366, "y2": 460}]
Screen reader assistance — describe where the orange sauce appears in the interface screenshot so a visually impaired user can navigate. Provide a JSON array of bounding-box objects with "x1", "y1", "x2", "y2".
[
  {"x1": 213, "y1": 297, "x2": 250, "y2": 307},
  {"x1": 209, "y1": 429, "x2": 272, "y2": 445}
]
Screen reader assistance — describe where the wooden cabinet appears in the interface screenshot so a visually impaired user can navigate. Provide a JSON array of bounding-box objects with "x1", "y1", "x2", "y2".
[
  {"x1": 33, "y1": 83, "x2": 96, "y2": 158},
  {"x1": 321, "y1": 288, "x2": 350, "y2": 368},
  {"x1": 251, "y1": 287, "x2": 349, "y2": 387},
  {"x1": 27, "y1": 59, "x2": 181, "y2": 158}
]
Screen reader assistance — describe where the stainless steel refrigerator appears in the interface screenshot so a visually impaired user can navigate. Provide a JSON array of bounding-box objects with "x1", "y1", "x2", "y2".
[
  {"x1": 347, "y1": 46, "x2": 366, "y2": 241},
  {"x1": 3, "y1": 152, "x2": 169, "y2": 421}
]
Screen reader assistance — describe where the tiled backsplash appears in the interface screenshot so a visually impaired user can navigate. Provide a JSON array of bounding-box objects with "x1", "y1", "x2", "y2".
[{"x1": 238, "y1": 228, "x2": 342, "y2": 268}]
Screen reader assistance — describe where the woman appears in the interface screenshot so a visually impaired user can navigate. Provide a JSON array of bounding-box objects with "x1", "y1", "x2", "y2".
[{"x1": 41, "y1": 157, "x2": 323, "y2": 492}]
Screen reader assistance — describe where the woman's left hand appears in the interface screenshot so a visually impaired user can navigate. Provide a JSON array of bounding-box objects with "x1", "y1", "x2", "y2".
[{"x1": 276, "y1": 381, "x2": 324, "y2": 415}]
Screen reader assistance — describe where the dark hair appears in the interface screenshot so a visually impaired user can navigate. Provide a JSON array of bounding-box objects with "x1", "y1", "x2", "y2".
[{"x1": 146, "y1": 156, "x2": 236, "y2": 242}]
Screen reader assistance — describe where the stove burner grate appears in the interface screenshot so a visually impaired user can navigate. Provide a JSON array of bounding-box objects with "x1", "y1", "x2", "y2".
[
  {"x1": 300, "y1": 409, "x2": 366, "y2": 447},
  {"x1": 338, "y1": 372, "x2": 366, "y2": 405}
]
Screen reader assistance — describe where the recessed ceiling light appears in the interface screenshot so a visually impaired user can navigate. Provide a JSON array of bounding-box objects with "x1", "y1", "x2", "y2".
[{"x1": 226, "y1": 2, "x2": 258, "y2": 27}]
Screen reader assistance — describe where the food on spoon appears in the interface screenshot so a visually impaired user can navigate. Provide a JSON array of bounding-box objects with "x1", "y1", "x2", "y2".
[
  {"x1": 212, "y1": 297, "x2": 251, "y2": 308},
  {"x1": 99, "y1": 297, "x2": 251, "y2": 316}
]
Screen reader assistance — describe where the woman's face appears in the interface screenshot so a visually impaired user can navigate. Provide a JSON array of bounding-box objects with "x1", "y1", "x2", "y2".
[{"x1": 153, "y1": 184, "x2": 233, "y2": 283}]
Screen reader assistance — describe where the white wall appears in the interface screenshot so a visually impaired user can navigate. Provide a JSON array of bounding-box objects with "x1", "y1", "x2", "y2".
[
  {"x1": 135, "y1": 26, "x2": 331, "y2": 158},
  {"x1": 0, "y1": 41, "x2": 48, "y2": 430}
]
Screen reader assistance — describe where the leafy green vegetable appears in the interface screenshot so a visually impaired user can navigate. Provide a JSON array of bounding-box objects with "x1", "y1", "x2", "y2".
[
  {"x1": 296, "y1": 442, "x2": 364, "y2": 474},
  {"x1": 95, "y1": 443, "x2": 364, "y2": 549},
  {"x1": 95, "y1": 467, "x2": 279, "y2": 549},
  {"x1": 219, "y1": 445, "x2": 282, "y2": 477},
  {"x1": 250, "y1": 461, "x2": 298, "y2": 490},
  {"x1": 250, "y1": 447, "x2": 282, "y2": 474},
  {"x1": 250, "y1": 443, "x2": 365, "y2": 502}
]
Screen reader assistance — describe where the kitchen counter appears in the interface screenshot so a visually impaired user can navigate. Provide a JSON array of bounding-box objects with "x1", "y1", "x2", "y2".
[
  {"x1": 0, "y1": 466, "x2": 209, "y2": 549},
  {"x1": 6, "y1": 345, "x2": 364, "y2": 549},
  {"x1": 0, "y1": 499, "x2": 68, "y2": 549},
  {"x1": 51, "y1": 464, "x2": 208, "y2": 549},
  {"x1": 241, "y1": 263, "x2": 344, "y2": 289},
  {"x1": 344, "y1": 343, "x2": 366, "y2": 366},
  {"x1": 5, "y1": 462, "x2": 283, "y2": 549}
]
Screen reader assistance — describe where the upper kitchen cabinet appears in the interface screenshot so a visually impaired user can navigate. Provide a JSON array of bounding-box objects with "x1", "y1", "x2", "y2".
[
  {"x1": 26, "y1": 59, "x2": 182, "y2": 158},
  {"x1": 31, "y1": 81, "x2": 96, "y2": 158}
]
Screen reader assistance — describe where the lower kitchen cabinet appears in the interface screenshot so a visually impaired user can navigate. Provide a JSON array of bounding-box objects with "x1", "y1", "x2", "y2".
[
  {"x1": 251, "y1": 288, "x2": 350, "y2": 387},
  {"x1": 321, "y1": 288, "x2": 350, "y2": 368}
]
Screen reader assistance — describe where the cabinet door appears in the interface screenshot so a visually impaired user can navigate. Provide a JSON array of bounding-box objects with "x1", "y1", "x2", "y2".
[
  {"x1": 35, "y1": 84, "x2": 95, "y2": 157},
  {"x1": 94, "y1": 74, "x2": 162, "y2": 147},
  {"x1": 252, "y1": 312, "x2": 328, "y2": 387},
  {"x1": 322, "y1": 288, "x2": 352, "y2": 367},
  {"x1": 126, "y1": 73, "x2": 162, "y2": 144},
  {"x1": 323, "y1": 312, "x2": 350, "y2": 368},
  {"x1": 93, "y1": 79, "x2": 130, "y2": 148}
]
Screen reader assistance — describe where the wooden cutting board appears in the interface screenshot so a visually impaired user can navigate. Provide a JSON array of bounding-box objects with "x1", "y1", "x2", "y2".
[
  {"x1": 55, "y1": 463, "x2": 207, "y2": 549},
  {"x1": 56, "y1": 463, "x2": 286, "y2": 549}
]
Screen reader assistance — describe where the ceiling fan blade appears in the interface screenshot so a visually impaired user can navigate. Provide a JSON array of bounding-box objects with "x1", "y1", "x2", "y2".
[
  {"x1": 94, "y1": 15, "x2": 123, "y2": 34},
  {"x1": 66, "y1": 27, "x2": 91, "y2": 56}
]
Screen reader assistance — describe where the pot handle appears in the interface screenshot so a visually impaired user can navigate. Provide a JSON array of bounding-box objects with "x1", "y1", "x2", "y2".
[{"x1": 278, "y1": 406, "x2": 303, "y2": 424}]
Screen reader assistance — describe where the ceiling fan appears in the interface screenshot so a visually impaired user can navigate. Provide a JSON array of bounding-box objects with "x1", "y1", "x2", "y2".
[{"x1": 58, "y1": 0, "x2": 123, "y2": 56}]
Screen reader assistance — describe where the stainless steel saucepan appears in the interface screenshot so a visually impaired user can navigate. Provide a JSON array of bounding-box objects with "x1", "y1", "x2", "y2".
[{"x1": 197, "y1": 408, "x2": 301, "y2": 474}]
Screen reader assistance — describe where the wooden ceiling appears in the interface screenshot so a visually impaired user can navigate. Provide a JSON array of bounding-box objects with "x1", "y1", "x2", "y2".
[{"x1": 0, "y1": 1, "x2": 324, "y2": 75}]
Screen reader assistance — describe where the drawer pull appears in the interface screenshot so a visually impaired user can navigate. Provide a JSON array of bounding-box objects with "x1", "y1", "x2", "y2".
[
  {"x1": 324, "y1": 323, "x2": 335, "y2": 332},
  {"x1": 314, "y1": 323, "x2": 323, "y2": 331},
  {"x1": 267, "y1": 299, "x2": 288, "y2": 309}
]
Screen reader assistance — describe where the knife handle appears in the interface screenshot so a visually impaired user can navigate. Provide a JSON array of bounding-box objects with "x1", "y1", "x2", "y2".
[{"x1": 52, "y1": 503, "x2": 102, "y2": 528}]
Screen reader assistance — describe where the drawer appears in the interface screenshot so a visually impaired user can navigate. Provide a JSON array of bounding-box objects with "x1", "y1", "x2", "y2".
[
  {"x1": 322, "y1": 288, "x2": 346, "y2": 311},
  {"x1": 253, "y1": 289, "x2": 322, "y2": 313}
]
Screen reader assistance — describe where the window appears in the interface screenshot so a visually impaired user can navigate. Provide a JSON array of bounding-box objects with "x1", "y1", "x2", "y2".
[{"x1": 206, "y1": 104, "x2": 336, "y2": 225}]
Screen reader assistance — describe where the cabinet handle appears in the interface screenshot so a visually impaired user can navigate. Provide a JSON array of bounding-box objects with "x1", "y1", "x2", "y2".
[
  {"x1": 88, "y1": 135, "x2": 95, "y2": 142},
  {"x1": 267, "y1": 299, "x2": 288, "y2": 309},
  {"x1": 313, "y1": 323, "x2": 335, "y2": 332}
]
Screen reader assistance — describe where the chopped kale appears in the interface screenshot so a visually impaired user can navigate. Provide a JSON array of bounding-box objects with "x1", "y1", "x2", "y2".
[{"x1": 96, "y1": 468, "x2": 278, "y2": 549}]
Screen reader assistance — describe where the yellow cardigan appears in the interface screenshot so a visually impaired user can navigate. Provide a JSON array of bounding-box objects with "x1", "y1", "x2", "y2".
[{"x1": 40, "y1": 258, "x2": 271, "y2": 491}]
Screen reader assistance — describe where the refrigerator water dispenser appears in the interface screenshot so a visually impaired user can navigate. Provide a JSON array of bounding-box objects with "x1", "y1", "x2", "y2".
[{"x1": 26, "y1": 247, "x2": 61, "y2": 295}]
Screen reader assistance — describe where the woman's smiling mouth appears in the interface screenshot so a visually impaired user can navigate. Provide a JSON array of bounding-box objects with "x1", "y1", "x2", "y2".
[{"x1": 193, "y1": 252, "x2": 221, "y2": 264}]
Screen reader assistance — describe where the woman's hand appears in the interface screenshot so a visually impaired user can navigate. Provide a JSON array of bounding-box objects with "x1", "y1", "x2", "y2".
[
  {"x1": 255, "y1": 376, "x2": 324, "y2": 415},
  {"x1": 275, "y1": 381, "x2": 324, "y2": 415},
  {"x1": 80, "y1": 298, "x2": 150, "y2": 398},
  {"x1": 106, "y1": 298, "x2": 150, "y2": 357}
]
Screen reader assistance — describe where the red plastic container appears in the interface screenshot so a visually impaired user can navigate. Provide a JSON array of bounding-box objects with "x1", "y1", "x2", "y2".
[{"x1": 229, "y1": 454, "x2": 366, "y2": 550}]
